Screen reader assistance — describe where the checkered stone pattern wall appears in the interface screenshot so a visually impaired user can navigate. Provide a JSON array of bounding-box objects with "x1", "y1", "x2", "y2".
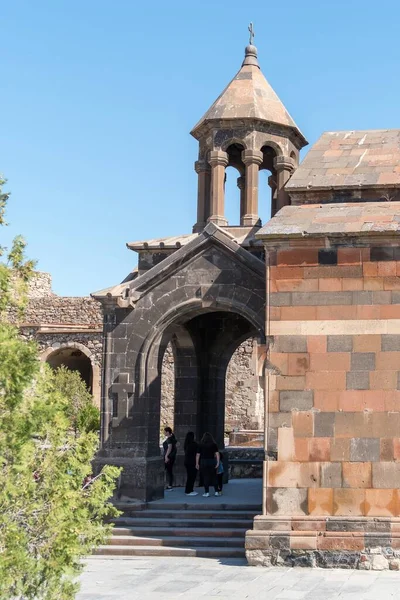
[{"x1": 246, "y1": 237, "x2": 400, "y2": 568}]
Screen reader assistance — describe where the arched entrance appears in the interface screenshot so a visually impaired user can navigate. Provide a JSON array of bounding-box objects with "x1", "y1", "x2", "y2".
[
  {"x1": 143, "y1": 307, "x2": 264, "y2": 454},
  {"x1": 46, "y1": 346, "x2": 93, "y2": 391}
]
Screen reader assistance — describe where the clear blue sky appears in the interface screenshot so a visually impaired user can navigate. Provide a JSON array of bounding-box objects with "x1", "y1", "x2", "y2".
[{"x1": 1, "y1": 0, "x2": 399, "y2": 296}]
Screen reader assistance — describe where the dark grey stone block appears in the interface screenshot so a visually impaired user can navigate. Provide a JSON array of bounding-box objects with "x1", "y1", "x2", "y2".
[
  {"x1": 271, "y1": 336, "x2": 307, "y2": 353},
  {"x1": 279, "y1": 390, "x2": 314, "y2": 411},
  {"x1": 351, "y1": 353, "x2": 375, "y2": 371},
  {"x1": 346, "y1": 371, "x2": 369, "y2": 390},
  {"x1": 382, "y1": 335, "x2": 400, "y2": 351},
  {"x1": 314, "y1": 412, "x2": 335, "y2": 437},
  {"x1": 269, "y1": 292, "x2": 292, "y2": 306},
  {"x1": 321, "y1": 462, "x2": 342, "y2": 487},
  {"x1": 327, "y1": 336, "x2": 353, "y2": 352},
  {"x1": 291, "y1": 292, "x2": 352, "y2": 306},
  {"x1": 350, "y1": 438, "x2": 380, "y2": 462}
]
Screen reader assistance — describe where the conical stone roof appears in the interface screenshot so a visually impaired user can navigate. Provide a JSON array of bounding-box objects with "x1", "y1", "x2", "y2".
[{"x1": 191, "y1": 44, "x2": 306, "y2": 145}]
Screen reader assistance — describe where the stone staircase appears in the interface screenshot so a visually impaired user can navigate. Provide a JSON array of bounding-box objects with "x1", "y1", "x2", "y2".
[{"x1": 96, "y1": 500, "x2": 260, "y2": 558}]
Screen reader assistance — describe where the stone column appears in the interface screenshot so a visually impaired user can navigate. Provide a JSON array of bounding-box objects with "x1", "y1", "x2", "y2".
[
  {"x1": 208, "y1": 150, "x2": 228, "y2": 226},
  {"x1": 241, "y1": 149, "x2": 263, "y2": 226},
  {"x1": 193, "y1": 159, "x2": 211, "y2": 232},
  {"x1": 274, "y1": 155, "x2": 296, "y2": 212},
  {"x1": 268, "y1": 174, "x2": 278, "y2": 218},
  {"x1": 237, "y1": 175, "x2": 246, "y2": 223}
]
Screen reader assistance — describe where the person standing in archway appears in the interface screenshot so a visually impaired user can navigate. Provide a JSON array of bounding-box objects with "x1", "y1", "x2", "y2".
[
  {"x1": 184, "y1": 431, "x2": 198, "y2": 496},
  {"x1": 163, "y1": 427, "x2": 177, "y2": 491},
  {"x1": 196, "y1": 432, "x2": 220, "y2": 497}
]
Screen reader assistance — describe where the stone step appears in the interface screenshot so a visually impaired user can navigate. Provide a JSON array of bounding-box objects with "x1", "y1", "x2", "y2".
[
  {"x1": 112, "y1": 526, "x2": 246, "y2": 538},
  {"x1": 115, "y1": 502, "x2": 261, "y2": 513},
  {"x1": 116, "y1": 509, "x2": 257, "y2": 520},
  {"x1": 109, "y1": 535, "x2": 245, "y2": 547},
  {"x1": 112, "y1": 517, "x2": 253, "y2": 529},
  {"x1": 95, "y1": 545, "x2": 246, "y2": 558}
]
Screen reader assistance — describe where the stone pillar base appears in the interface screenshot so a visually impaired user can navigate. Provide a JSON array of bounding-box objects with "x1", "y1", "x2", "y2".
[
  {"x1": 94, "y1": 453, "x2": 164, "y2": 502},
  {"x1": 245, "y1": 516, "x2": 400, "y2": 570}
]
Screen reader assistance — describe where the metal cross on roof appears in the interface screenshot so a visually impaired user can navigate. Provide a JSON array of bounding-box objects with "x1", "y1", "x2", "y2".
[{"x1": 248, "y1": 22, "x2": 255, "y2": 45}]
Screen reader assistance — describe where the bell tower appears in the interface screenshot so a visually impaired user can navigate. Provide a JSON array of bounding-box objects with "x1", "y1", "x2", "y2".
[{"x1": 191, "y1": 26, "x2": 308, "y2": 233}]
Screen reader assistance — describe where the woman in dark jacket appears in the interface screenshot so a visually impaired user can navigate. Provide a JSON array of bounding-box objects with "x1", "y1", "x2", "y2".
[
  {"x1": 196, "y1": 432, "x2": 220, "y2": 497},
  {"x1": 184, "y1": 431, "x2": 198, "y2": 496}
]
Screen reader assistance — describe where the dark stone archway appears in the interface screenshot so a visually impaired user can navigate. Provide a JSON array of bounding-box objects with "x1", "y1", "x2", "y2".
[{"x1": 94, "y1": 224, "x2": 266, "y2": 500}]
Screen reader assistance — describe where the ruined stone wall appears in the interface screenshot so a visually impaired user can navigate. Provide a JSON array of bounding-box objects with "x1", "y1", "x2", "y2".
[{"x1": 160, "y1": 338, "x2": 264, "y2": 434}]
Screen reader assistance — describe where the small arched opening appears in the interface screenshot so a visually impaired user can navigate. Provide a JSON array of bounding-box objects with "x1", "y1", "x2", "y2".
[
  {"x1": 259, "y1": 145, "x2": 278, "y2": 221},
  {"x1": 46, "y1": 347, "x2": 93, "y2": 392},
  {"x1": 224, "y1": 143, "x2": 245, "y2": 225}
]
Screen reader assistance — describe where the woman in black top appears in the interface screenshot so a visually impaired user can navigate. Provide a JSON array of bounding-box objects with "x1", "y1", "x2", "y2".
[
  {"x1": 196, "y1": 432, "x2": 220, "y2": 497},
  {"x1": 184, "y1": 431, "x2": 198, "y2": 496}
]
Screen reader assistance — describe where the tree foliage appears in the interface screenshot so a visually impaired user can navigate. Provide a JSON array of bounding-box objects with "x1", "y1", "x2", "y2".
[{"x1": 0, "y1": 177, "x2": 120, "y2": 599}]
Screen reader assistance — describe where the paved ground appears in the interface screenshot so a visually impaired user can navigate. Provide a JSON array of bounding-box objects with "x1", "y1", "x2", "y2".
[
  {"x1": 77, "y1": 557, "x2": 400, "y2": 599},
  {"x1": 146, "y1": 477, "x2": 262, "y2": 506}
]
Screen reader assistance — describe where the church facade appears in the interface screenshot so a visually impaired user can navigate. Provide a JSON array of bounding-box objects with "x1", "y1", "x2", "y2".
[{"x1": 32, "y1": 32, "x2": 400, "y2": 568}]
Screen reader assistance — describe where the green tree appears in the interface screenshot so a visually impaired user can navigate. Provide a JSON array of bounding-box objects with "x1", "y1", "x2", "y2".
[
  {"x1": 0, "y1": 177, "x2": 120, "y2": 600},
  {"x1": 52, "y1": 366, "x2": 101, "y2": 434}
]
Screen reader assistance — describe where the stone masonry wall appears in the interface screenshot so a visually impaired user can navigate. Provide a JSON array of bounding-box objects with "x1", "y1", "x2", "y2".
[
  {"x1": 247, "y1": 237, "x2": 400, "y2": 569},
  {"x1": 160, "y1": 338, "x2": 264, "y2": 434}
]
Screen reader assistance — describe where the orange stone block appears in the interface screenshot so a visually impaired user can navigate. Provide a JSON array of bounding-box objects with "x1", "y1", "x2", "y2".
[
  {"x1": 363, "y1": 277, "x2": 384, "y2": 290},
  {"x1": 269, "y1": 352, "x2": 288, "y2": 375},
  {"x1": 364, "y1": 489, "x2": 400, "y2": 517},
  {"x1": 269, "y1": 307, "x2": 281, "y2": 320},
  {"x1": 294, "y1": 438, "x2": 309, "y2": 461},
  {"x1": 338, "y1": 247, "x2": 362, "y2": 265},
  {"x1": 375, "y1": 352, "x2": 400, "y2": 371},
  {"x1": 309, "y1": 352, "x2": 350, "y2": 372},
  {"x1": 370, "y1": 370, "x2": 397, "y2": 390},
  {"x1": 318, "y1": 278, "x2": 342, "y2": 292},
  {"x1": 292, "y1": 411, "x2": 314, "y2": 437},
  {"x1": 290, "y1": 535, "x2": 318, "y2": 550},
  {"x1": 317, "y1": 534, "x2": 365, "y2": 551},
  {"x1": 353, "y1": 335, "x2": 381, "y2": 352},
  {"x1": 267, "y1": 461, "x2": 320, "y2": 488},
  {"x1": 338, "y1": 390, "x2": 365, "y2": 412},
  {"x1": 331, "y1": 438, "x2": 350, "y2": 461},
  {"x1": 342, "y1": 278, "x2": 363, "y2": 291},
  {"x1": 309, "y1": 437, "x2": 331, "y2": 461},
  {"x1": 276, "y1": 375, "x2": 306, "y2": 391},
  {"x1": 363, "y1": 262, "x2": 378, "y2": 276},
  {"x1": 383, "y1": 277, "x2": 400, "y2": 290},
  {"x1": 271, "y1": 266, "x2": 305, "y2": 280},
  {"x1": 276, "y1": 278, "x2": 319, "y2": 292},
  {"x1": 306, "y1": 371, "x2": 346, "y2": 391},
  {"x1": 381, "y1": 438, "x2": 394, "y2": 461},
  {"x1": 393, "y1": 438, "x2": 400, "y2": 461},
  {"x1": 277, "y1": 248, "x2": 319, "y2": 266},
  {"x1": 280, "y1": 306, "x2": 317, "y2": 321},
  {"x1": 314, "y1": 391, "x2": 340, "y2": 412},
  {"x1": 308, "y1": 488, "x2": 334, "y2": 516},
  {"x1": 316, "y1": 305, "x2": 357, "y2": 320},
  {"x1": 380, "y1": 305, "x2": 400, "y2": 319},
  {"x1": 307, "y1": 335, "x2": 327, "y2": 354},
  {"x1": 287, "y1": 353, "x2": 310, "y2": 376},
  {"x1": 342, "y1": 462, "x2": 371, "y2": 488},
  {"x1": 361, "y1": 391, "x2": 385, "y2": 412},
  {"x1": 356, "y1": 305, "x2": 381, "y2": 319},
  {"x1": 378, "y1": 261, "x2": 396, "y2": 277},
  {"x1": 384, "y1": 390, "x2": 400, "y2": 412},
  {"x1": 333, "y1": 489, "x2": 366, "y2": 516}
]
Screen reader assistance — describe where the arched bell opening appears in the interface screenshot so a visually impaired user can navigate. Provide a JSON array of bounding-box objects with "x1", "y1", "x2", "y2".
[
  {"x1": 224, "y1": 143, "x2": 245, "y2": 226},
  {"x1": 259, "y1": 144, "x2": 278, "y2": 221}
]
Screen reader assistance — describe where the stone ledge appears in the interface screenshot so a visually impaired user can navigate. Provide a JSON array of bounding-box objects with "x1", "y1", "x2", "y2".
[{"x1": 246, "y1": 515, "x2": 400, "y2": 569}]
